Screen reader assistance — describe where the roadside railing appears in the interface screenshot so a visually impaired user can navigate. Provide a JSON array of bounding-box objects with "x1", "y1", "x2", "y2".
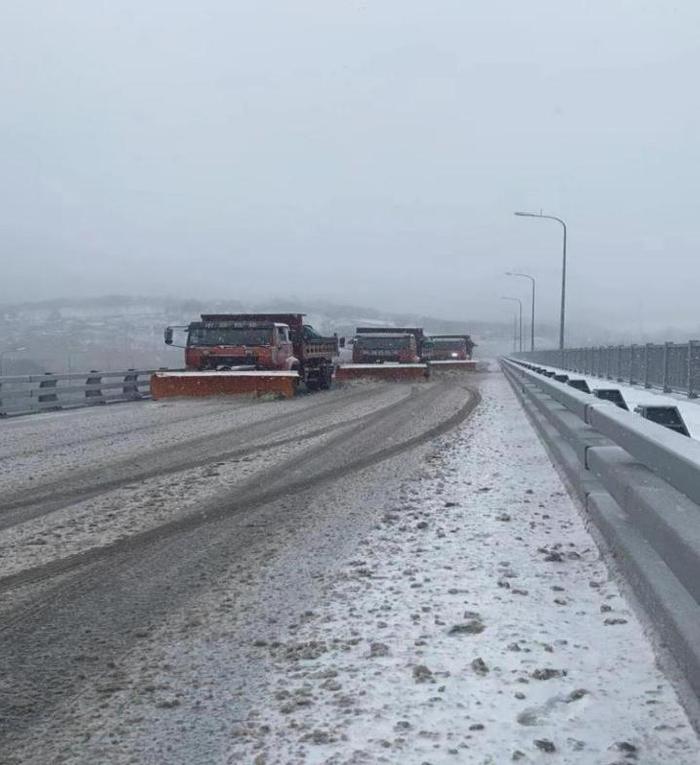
[
  {"x1": 0, "y1": 369, "x2": 165, "y2": 417},
  {"x1": 515, "y1": 342, "x2": 700, "y2": 398},
  {"x1": 502, "y1": 356, "x2": 700, "y2": 709}
]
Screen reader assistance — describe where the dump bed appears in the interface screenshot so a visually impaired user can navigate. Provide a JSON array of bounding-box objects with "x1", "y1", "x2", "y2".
[
  {"x1": 356, "y1": 326, "x2": 425, "y2": 340},
  {"x1": 201, "y1": 313, "x2": 306, "y2": 332},
  {"x1": 356, "y1": 327, "x2": 425, "y2": 353}
]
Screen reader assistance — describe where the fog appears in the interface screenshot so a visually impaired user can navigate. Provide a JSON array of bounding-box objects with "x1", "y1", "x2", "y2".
[{"x1": 2, "y1": 1, "x2": 699, "y2": 335}]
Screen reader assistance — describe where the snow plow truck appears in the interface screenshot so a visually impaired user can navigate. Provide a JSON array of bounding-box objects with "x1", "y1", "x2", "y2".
[
  {"x1": 152, "y1": 313, "x2": 338, "y2": 399},
  {"x1": 335, "y1": 326, "x2": 430, "y2": 382},
  {"x1": 424, "y1": 334, "x2": 477, "y2": 371},
  {"x1": 425, "y1": 335, "x2": 474, "y2": 360}
]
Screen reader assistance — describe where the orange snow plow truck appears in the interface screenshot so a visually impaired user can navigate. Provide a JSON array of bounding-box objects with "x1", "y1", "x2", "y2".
[
  {"x1": 426, "y1": 335, "x2": 476, "y2": 361},
  {"x1": 152, "y1": 313, "x2": 338, "y2": 399},
  {"x1": 335, "y1": 326, "x2": 430, "y2": 382},
  {"x1": 424, "y1": 334, "x2": 477, "y2": 371}
]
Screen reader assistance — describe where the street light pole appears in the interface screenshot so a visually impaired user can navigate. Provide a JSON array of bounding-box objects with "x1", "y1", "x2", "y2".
[
  {"x1": 0, "y1": 346, "x2": 27, "y2": 377},
  {"x1": 514, "y1": 211, "x2": 567, "y2": 350},
  {"x1": 505, "y1": 272, "x2": 536, "y2": 352},
  {"x1": 501, "y1": 297, "x2": 523, "y2": 353}
]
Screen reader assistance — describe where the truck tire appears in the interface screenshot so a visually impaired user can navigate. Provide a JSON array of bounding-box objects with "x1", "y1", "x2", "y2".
[{"x1": 319, "y1": 364, "x2": 333, "y2": 390}]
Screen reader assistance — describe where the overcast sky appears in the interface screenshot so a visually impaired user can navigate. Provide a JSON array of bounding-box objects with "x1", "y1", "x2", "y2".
[{"x1": 1, "y1": 1, "x2": 699, "y2": 331}]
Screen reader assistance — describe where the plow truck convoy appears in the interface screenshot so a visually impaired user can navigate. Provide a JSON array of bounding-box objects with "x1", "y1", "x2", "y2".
[
  {"x1": 335, "y1": 326, "x2": 478, "y2": 381},
  {"x1": 151, "y1": 313, "x2": 338, "y2": 399}
]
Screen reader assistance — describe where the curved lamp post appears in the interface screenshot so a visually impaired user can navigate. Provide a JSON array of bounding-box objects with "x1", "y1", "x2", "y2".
[
  {"x1": 501, "y1": 297, "x2": 523, "y2": 353},
  {"x1": 506, "y1": 272, "x2": 536, "y2": 352},
  {"x1": 514, "y1": 212, "x2": 567, "y2": 350}
]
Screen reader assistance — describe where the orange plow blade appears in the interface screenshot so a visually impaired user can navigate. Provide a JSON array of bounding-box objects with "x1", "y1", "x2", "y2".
[
  {"x1": 335, "y1": 363, "x2": 430, "y2": 382},
  {"x1": 150, "y1": 371, "x2": 299, "y2": 399},
  {"x1": 429, "y1": 360, "x2": 478, "y2": 372}
]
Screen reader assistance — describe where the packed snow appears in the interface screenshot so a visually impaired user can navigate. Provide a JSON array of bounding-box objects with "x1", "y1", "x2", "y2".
[{"x1": 217, "y1": 375, "x2": 699, "y2": 763}]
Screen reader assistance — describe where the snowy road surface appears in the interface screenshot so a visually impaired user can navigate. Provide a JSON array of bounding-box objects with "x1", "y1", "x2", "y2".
[{"x1": 1, "y1": 373, "x2": 699, "y2": 763}]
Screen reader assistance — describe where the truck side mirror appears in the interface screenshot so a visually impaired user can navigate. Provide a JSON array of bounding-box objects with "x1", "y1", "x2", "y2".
[
  {"x1": 164, "y1": 327, "x2": 174, "y2": 345},
  {"x1": 339, "y1": 337, "x2": 346, "y2": 348}
]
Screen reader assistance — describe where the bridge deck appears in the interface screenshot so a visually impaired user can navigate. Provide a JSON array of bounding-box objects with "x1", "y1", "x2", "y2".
[{"x1": 0, "y1": 374, "x2": 698, "y2": 762}]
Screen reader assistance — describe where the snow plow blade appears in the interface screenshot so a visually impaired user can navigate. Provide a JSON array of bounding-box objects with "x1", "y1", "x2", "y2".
[
  {"x1": 429, "y1": 360, "x2": 478, "y2": 372},
  {"x1": 335, "y1": 363, "x2": 430, "y2": 382},
  {"x1": 150, "y1": 370, "x2": 299, "y2": 400}
]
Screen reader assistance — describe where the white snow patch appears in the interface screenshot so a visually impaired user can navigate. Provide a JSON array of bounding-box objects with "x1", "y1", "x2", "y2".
[{"x1": 223, "y1": 375, "x2": 700, "y2": 764}]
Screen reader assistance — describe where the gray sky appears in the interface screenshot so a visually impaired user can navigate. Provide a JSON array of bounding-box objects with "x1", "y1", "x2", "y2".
[{"x1": 1, "y1": 1, "x2": 699, "y2": 331}]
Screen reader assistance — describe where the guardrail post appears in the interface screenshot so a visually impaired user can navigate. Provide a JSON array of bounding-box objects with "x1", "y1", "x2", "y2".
[
  {"x1": 688, "y1": 340, "x2": 699, "y2": 399},
  {"x1": 122, "y1": 369, "x2": 142, "y2": 401},
  {"x1": 605, "y1": 346, "x2": 612, "y2": 380},
  {"x1": 616, "y1": 345, "x2": 624, "y2": 382},
  {"x1": 38, "y1": 373, "x2": 60, "y2": 410},
  {"x1": 85, "y1": 371, "x2": 105, "y2": 404},
  {"x1": 629, "y1": 344, "x2": 636, "y2": 384},
  {"x1": 644, "y1": 343, "x2": 652, "y2": 388},
  {"x1": 663, "y1": 342, "x2": 672, "y2": 393}
]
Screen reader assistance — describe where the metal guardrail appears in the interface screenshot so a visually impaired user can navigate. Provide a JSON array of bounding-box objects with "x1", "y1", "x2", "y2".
[
  {"x1": 0, "y1": 369, "x2": 164, "y2": 417},
  {"x1": 502, "y1": 356, "x2": 700, "y2": 712},
  {"x1": 515, "y1": 341, "x2": 700, "y2": 398}
]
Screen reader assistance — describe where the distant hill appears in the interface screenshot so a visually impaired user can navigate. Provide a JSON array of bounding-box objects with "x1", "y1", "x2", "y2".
[{"x1": 0, "y1": 295, "x2": 547, "y2": 374}]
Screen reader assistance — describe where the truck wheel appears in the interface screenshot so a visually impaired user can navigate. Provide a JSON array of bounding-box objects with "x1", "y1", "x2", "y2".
[{"x1": 319, "y1": 365, "x2": 333, "y2": 390}]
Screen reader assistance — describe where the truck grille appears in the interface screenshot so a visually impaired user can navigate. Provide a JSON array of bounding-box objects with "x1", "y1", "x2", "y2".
[{"x1": 203, "y1": 355, "x2": 257, "y2": 369}]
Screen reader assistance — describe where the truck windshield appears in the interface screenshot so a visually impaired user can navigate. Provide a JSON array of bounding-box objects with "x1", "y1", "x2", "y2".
[
  {"x1": 356, "y1": 336, "x2": 410, "y2": 350},
  {"x1": 433, "y1": 340, "x2": 465, "y2": 351},
  {"x1": 188, "y1": 327, "x2": 274, "y2": 346}
]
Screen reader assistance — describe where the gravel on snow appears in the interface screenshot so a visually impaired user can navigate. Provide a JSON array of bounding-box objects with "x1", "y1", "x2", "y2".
[{"x1": 221, "y1": 375, "x2": 700, "y2": 764}]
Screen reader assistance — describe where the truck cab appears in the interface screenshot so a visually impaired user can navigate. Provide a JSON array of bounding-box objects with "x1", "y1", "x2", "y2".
[
  {"x1": 178, "y1": 319, "x2": 296, "y2": 371},
  {"x1": 426, "y1": 337, "x2": 468, "y2": 361}
]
